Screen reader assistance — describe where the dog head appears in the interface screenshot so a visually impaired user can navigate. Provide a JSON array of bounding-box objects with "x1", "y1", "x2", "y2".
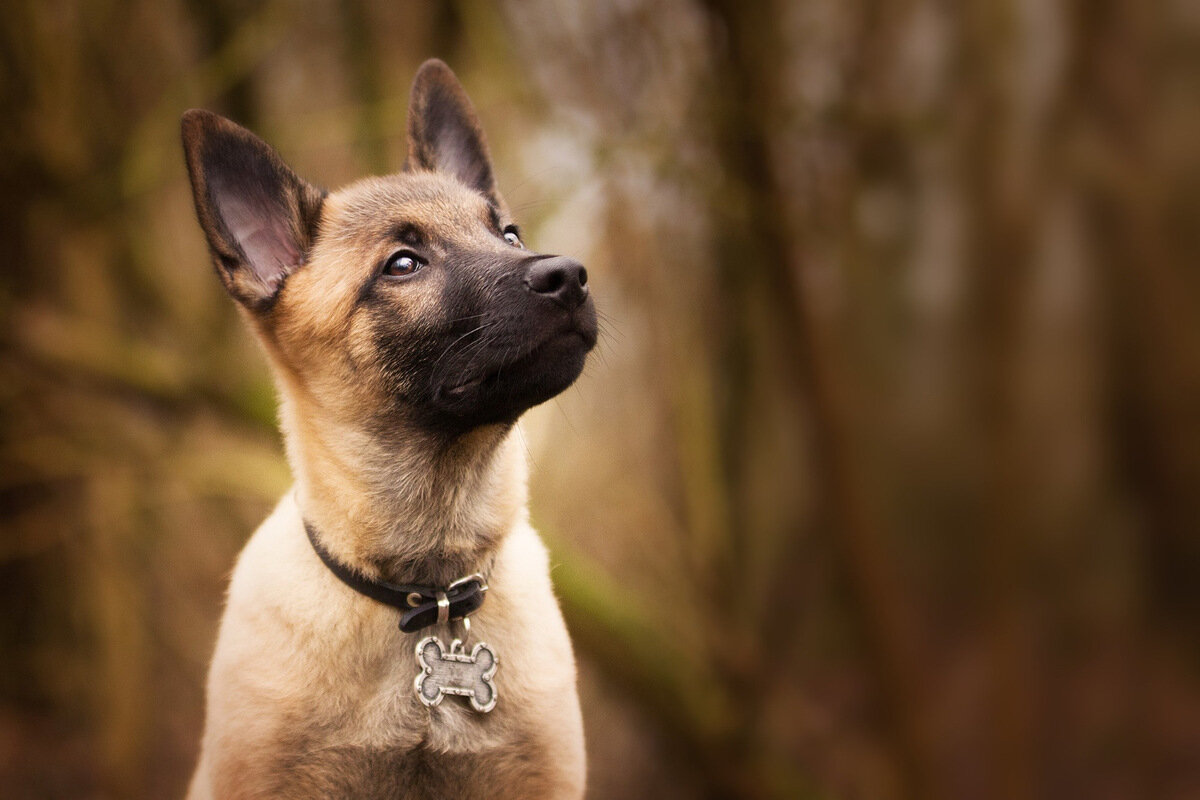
[{"x1": 181, "y1": 60, "x2": 597, "y2": 440}]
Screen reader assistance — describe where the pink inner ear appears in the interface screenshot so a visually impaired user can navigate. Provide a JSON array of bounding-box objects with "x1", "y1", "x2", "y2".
[{"x1": 216, "y1": 190, "x2": 299, "y2": 291}]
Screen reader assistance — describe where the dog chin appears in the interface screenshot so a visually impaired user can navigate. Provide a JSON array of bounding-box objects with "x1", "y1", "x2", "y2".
[{"x1": 433, "y1": 331, "x2": 593, "y2": 430}]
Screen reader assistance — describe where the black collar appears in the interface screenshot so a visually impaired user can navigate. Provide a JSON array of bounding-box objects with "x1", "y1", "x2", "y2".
[{"x1": 304, "y1": 522, "x2": 488, "y2": 633}]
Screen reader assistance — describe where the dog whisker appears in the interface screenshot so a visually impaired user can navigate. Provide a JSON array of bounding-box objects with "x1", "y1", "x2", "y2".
[{"x1": 431, "y1": 321, "x2": 497, "y2": 371}]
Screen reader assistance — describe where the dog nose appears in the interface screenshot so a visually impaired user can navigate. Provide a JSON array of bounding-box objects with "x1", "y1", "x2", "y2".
[{"x1": 525, "y1": 256, "x2": 589, "y2": 308}]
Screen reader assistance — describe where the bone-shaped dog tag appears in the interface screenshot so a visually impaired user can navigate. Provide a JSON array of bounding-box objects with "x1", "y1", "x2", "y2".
[{"x1": 414, "y1": 636, "x2": 498, "y2": 713}]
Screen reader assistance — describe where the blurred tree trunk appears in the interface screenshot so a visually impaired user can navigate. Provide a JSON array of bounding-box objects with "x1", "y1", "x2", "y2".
[
  {"x1": 699, "y1": 1, "x2": 934, "y2": 798},
  {"x1": 184, "y1": 0, "x2": 264, "y2": 126},
  {"x1": 957, "y1": 2, "x2": 1047, "y2": 797},
  {"x1": 1075, "y1": 0, "x2": 1200, "y2": 630}
]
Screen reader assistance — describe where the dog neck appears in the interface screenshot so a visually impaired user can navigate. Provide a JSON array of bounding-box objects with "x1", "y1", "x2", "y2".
[{"x1": 279, "y1": 393, "x2": 529, "y2": 587}]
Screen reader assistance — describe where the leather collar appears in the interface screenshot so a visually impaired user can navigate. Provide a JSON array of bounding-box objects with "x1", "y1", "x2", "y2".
[{"x1": 304, "y1": 522, "x2": 488, "y2": 633}]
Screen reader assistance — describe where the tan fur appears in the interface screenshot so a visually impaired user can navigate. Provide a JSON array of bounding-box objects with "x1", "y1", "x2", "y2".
[
  {"x1": 187, "y1": 484, "x2": 585, "y2": 799},
  {"x1": 183, "y1": 64, "x2": 587, "y2": 799}
]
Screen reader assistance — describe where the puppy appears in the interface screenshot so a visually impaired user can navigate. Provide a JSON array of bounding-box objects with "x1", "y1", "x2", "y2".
[{"x1": 181, "y1": 59, "x2": 592, "y2": 799}]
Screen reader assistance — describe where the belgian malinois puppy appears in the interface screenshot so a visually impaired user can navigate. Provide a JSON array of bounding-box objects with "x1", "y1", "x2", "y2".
[{"x1": 181, "y1": 59, "x2": 592, "y2": 799}]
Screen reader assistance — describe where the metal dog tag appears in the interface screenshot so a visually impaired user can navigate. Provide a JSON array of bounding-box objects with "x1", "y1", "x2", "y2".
[{"x1": 414, "y1": 636, "x2": 498, "y2": 713}]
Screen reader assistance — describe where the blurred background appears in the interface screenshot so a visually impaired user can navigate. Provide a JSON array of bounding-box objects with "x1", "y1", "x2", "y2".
[{"x1": 1, "y1": 0, "x2": 1199, "y2": 798}]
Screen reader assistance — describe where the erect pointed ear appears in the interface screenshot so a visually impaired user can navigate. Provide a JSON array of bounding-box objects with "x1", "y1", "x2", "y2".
[
  {"x1": 181, "y1": 110, "x2": 325, "y2": 310},
  {"x1": 403, "y1": 59, "x2": 505, "y2": 210}
]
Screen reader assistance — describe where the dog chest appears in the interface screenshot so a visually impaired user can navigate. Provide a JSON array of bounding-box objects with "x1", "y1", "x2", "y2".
[{"x1": 261, "y1": 736, "x2": 559, "y2": 799}]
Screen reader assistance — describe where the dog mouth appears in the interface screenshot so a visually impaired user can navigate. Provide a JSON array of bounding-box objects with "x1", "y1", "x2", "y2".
[{"x1": 442, "y1": 328, "x2": 592, "y2": 401}]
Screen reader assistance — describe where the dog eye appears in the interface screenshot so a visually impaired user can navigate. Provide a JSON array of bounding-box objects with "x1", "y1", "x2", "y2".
[
  {"x1": 384, "y1": 250, "x2": 424, "y2": 277},
  {"x1": 502, "y1": 227, "x2": 523, "y2": 248}
]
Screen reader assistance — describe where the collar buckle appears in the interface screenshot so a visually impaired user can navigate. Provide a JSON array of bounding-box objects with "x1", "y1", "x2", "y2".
[{"x1": 304, "y1": 521, "x2": 489, "y2": 634}]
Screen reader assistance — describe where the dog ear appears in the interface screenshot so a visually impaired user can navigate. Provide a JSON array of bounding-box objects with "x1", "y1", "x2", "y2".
[
  {"x1": 404, "y1": 59, "x2": 505, "y2": 209},
  {"x1": 181, "y1": 110, "x2": 325, "y2": 310}
]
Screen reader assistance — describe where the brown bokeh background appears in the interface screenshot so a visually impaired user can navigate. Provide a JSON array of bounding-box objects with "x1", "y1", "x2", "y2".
[{"x1": 2, "y1": 1, "x2": 1199, "y2": 798}]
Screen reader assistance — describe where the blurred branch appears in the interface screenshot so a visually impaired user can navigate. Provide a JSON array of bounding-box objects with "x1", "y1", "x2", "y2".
[
  {"x1": 10, "y1": 307, "x2": 278, "y2": 434},
  {"x1": 118, "y1": 0, "x2": 292, "y2": 200},
  {"x1": 545, "y1": 534, "x2": 818, "y2": 799},
  {"x1": 548, "y1": 538, "x2": 735, "y2": 744}
]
